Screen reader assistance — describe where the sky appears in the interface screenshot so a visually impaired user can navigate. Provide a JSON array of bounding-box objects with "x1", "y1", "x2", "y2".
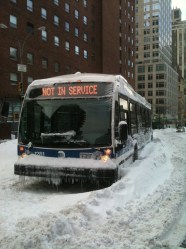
[
  {"x1": 172, "y1": 0, "x2": 186, "y2": 20},
  {"x1": 0, "y1": 128, "x2": 186, "y2": 249}
]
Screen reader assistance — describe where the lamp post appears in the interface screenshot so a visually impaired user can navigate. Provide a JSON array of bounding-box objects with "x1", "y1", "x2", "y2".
[{"x1": 0, "y1": 24, "x2": 46, "y2": 96}]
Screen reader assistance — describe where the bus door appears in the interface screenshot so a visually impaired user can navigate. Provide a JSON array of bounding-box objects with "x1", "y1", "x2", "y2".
[{"x1": 114, "y1": 97, "x2": 129, "y2": 146}]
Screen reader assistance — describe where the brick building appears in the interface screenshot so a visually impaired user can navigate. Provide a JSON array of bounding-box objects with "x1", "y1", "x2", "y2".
[{"x1": 0, "y1": 0, "x2": 135, "y2": 132}]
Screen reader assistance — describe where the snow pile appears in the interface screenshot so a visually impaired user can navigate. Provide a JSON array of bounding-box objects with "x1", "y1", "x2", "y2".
[{"x1": 0, "y1": 128, "x2": 186, "y2": 249}]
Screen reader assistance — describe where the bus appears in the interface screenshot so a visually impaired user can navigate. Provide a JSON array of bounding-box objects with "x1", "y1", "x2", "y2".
[{"x1": 14, "y1": 73, "x2": 152, "y2": 186}]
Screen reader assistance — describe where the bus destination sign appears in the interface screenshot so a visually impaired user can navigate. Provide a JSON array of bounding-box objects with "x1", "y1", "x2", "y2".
[
  {"x1": 28, "y1": 82, "x2": 113, "y2": 98},
  {"x1": 42, "y1": 84, "x2": 98, "y2": 97}
]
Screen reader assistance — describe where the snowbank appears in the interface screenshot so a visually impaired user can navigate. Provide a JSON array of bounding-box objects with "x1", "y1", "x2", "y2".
[{"x1": 0, "y1": 128, "x2": 186, "y2": 249}]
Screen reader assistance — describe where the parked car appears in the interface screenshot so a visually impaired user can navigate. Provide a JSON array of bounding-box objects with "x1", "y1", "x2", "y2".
[{"x1": 176, "y1": 126, "x2": 185, "y2": 132}]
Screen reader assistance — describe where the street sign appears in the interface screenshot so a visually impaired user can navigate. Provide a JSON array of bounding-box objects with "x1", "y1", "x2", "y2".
[{"x1": 17, "y1": 64, "x2": 27, "y2": 72}]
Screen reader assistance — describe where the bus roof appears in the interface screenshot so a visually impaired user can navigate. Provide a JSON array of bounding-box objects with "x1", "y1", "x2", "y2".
[
  {"x1": 30, "y1": 72, "x2": 117, "y2": 86},
  {"x1": 27, "y1": 73, "x2": 151, "y2": 110}
]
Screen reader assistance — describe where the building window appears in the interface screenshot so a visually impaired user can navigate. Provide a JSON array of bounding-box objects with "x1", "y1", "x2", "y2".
[
  {"x1": 138, "y1": 75, "x2": 145, "y2": 81},
  {"x1": 75, "y1": 27, "x2": 79, "y2": 37},
  {"x1": 75, "y1": 9, "x2": 79, "y2": 19},
  {"x1": 27, "y1": 76, "x2": 33, "y2": 85},
  {"x1": 41, "y1": 30, "x2": 47, "y2": 41},
  {"x1": 10, "y1": 73, "x2": 18, "y2": 85},
  {"x1": 54, "y1": 0, "x2": 59, "y2": 5},
  {"x1": 10, "y1": 47, "x2": 18, "y2": 60},
  {"x1": 42, "y1": 58, "x2": 48, "y2": 69},
  {"x1": 156, "y1": 90, "x2": 165, "y2": 96},
  {"x1": 148, "y1": 74, "x2": 153, "y2": 80},
  {"x1": 148, "y1": 65, "x2": 153, "y2": 72},
  {"x1": 54, "y1": 15, "x2": 59, "y2": 26},
  {"x1": 156, "y1": 82, "x2": 165, "y2": 88},
  {"x1": 83, "y1": 0, "x2": 87, "y2": 7},
  {"x1": 10, "y1": 15, "x2": 17, "y2": 28},
  {"x1": 156, "y1": 74, "x2": 165, "y2": 80},
  {"x1": 83, "y1": 16, "x2": 87, "y2": 25},
  {"x1": 65, "y1": 41, "x2": 70, "y2": 51},
  {"x1": 75, "y1": 45, "x2": 79, "y2": 55},
  {"x1": 144, "y1": 52, "x2": 150, "y2": 58},
  {"x1": 84, "y1": 50, "x2": 88, "y2": 59},
  {"x1": 27, "y1": 53, "x2": 34, "y2": 65},
  {"x1": 148, "y1": 82, "x2": 153, "y2": 88},
  {"x1": 55, "y1": 62, "x2": 60, "y2": 72},
  {"x1": 27, "y1": 0, "x2": 33, "y2": 11},
  {"x1": 54, "y1": 36, "x2": 59, "y2": 46},
  {"x1": 83, "y1": 33, "x2": 88, "y2": 42},
  {"x1": 41, "y1": 8, "x2": 47, "y2": 19},
  {"x1": 138, "y1": 66, "x2": 145, "y2": 73},
  {"x1": 138, "y1": 83, "x2": 145, "y2": 89},
  {"x1": 156, "y1": 64, "x2": 165, "y2": 71},
  {"x1": 156, "y1": 99, "x2": 165, "y2": 104},
  {"x1": 65, "y1": 21, "x2": 70, "y2": 32},
  {"x1": 65, "y1": 3, "x2": 70, "y2": 13},
  {"x1": 148, "y1": 91, "x2": 153, "y2": 96}
]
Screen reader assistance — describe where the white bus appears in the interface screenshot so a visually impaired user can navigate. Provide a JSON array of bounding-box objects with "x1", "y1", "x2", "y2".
[{"x1": 14, "y1": 73, "x2": 152, "y2": 186}]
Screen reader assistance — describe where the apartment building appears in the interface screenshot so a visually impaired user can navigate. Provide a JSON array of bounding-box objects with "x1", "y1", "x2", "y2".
[
  {"x1": 0, "y1": 0, "x2": 135, "y2": 130},
  {"x1": 135, "y1": 0, "x2": 178, "y2": 126},
  {"x1": 172, "y1": 8, "x2": 186, "y2": 125}
]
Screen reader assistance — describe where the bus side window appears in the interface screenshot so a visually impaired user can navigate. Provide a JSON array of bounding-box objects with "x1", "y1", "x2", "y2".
[
  {"x1": 119, "y1": 98, "x2": 129, "y2": 134},
  {"x1": 114, "y1": 101, "x2": 120, "y2": 139},
  {"x1": 141, "y1": 108, "x2": 146, "y2": 132},
  {"x1": 137, "y1": 105, "x2": 146, "y2": 133},
  {"x1": 130, "y1": 102, "x2": 137, "y2": 135}
]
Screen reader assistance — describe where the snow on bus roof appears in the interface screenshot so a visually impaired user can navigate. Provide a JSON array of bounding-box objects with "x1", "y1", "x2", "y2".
[
  {"x1": 29, "y1": 72, "x2": 116, "y2": 86},
  {"x1": 28, "y1": 73, "x2": 151, "y2": 109}
]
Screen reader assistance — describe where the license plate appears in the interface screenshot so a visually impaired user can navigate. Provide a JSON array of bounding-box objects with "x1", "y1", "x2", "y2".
[{"x1": 80, "y1": 153, "x2": 92, "y2": 159}]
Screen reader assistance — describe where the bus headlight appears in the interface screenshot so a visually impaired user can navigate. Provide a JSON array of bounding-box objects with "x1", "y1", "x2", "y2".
[
  {"x1": 104, "y1": 149, "x2": 112, "y2": 156},
  {"x1": 92, "y1": 149, "x2": 112, "y2": 162},
  {"x1": 101, "y1": 149, "x2": 112, "y2": 162},
  {"x1": 20, "y1": 153, "x2": 27, "y2": 158},
  {"x1": 101, "y1": 154, "x2": 109, "y2": 162}
]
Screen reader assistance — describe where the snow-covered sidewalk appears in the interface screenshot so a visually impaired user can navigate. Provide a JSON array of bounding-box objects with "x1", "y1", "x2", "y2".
[{"x1": 0, "y1": 128, "x2": 186, "y2": 249}]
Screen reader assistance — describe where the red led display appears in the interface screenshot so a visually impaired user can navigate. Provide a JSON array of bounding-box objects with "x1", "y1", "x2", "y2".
[
  {"x1": 42, "y1": 85, "x2": 98, "y2": 97},
  {"x1": 29, "y1": 82, "x2": 112, "y2": 98}
]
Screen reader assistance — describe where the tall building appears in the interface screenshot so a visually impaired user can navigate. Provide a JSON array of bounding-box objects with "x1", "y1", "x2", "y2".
[
  {"x1": 0, "y1": 0, "x2": 135, "y2": 133},
  {"x1": 172, "y1": 8, "x2": 186, "y2": 125},
  {"x1": 102, "y1": 0, "x2": 135, "y2": 86},
  {"x1": 135, "y1": 0, "x2": 178, "y2": 126}
]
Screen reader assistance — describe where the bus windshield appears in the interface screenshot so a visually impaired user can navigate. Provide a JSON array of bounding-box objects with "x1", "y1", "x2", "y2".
[{"x1": 19, "y1": 98, "x2": 112, "y2": 148}]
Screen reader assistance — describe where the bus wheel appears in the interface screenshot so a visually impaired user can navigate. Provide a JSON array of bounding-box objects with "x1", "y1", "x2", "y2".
[{"x1": 133, "y1": 147, "x2": 138, "y2": 162}]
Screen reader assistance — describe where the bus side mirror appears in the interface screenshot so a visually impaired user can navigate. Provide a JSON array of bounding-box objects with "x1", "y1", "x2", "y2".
[{"x1": 118, "y1": 121, "x2": 128, "y2": 143}]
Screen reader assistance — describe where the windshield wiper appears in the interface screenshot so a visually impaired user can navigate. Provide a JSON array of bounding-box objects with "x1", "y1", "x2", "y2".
[{"x1": 41, "y1": 130, "x2": 76, "y2": 140}]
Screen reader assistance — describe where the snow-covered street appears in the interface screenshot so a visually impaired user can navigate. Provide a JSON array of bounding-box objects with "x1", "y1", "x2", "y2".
[{"x1": 0, "y1": 128, "x2": 186, "y2": 249}]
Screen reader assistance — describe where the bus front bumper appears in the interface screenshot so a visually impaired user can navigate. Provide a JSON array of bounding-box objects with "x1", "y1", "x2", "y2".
[{"x1": 14, "y1": 154, "x2": 118, "y2": 183}]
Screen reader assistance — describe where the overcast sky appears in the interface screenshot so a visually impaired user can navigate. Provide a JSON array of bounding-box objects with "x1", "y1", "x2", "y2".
[{"x1": 172, "y1": 0, "x2": 186, "y2": 20}]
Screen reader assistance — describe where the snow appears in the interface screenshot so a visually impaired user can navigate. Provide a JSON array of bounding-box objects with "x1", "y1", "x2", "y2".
[{"x1": 0, "y1": 128, "x2": 186, "y2": 249}]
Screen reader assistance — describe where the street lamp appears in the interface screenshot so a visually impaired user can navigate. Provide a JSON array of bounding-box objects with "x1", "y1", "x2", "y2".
[
  {"x1": 0, "y1": 24, "x2": 46, "y2": 96},
  {"x1": 0, "y1": 23, "x2": 8, "y2": 29}
]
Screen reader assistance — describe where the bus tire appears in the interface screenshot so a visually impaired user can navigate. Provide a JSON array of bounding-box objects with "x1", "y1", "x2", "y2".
[{"x1": 133, "y1": 146, "x2": 138, "y2": 162}]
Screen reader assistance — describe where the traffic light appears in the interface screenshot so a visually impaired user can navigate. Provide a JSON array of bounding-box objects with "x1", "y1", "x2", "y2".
[{"x1": 18, "y1": 82, "x2": 23, "y2": 93}]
